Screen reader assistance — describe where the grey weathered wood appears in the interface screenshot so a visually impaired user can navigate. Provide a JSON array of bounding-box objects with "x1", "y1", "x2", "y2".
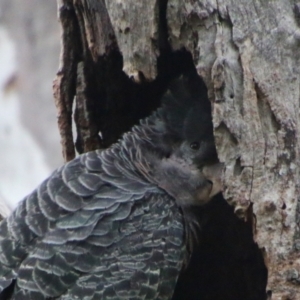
[
  {"x1": 167, "y1": 1, "x2": 300, "y2": 298},
  {"x1": 105, "y1": 0, "x2": 159, "y2": 79}
]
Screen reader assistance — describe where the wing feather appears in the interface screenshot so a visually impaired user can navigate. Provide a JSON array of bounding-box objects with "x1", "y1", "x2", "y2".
[{"x1": 0, "y1": 149, "x2": 186, "y2": 299}]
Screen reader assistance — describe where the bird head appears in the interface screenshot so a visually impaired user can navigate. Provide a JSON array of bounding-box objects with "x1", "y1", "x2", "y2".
[{"x1": 161, "y1": 74, "x2": 218, "y2": 168}]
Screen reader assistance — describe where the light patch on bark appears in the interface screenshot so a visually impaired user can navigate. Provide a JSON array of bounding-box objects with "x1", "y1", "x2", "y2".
[{"x1": 105, "y1": 0, "x2": 159, "y2": 79}]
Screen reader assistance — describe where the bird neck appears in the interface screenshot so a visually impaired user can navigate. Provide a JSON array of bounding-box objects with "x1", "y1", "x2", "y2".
[{"x1": 100, "y1": 109, "x2": 173, "y2": 188}]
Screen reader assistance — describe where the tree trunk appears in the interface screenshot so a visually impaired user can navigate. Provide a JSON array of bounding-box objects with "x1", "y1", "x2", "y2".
[{"x1": 54, "y1": 0, "x2": 300, "y2": 298}]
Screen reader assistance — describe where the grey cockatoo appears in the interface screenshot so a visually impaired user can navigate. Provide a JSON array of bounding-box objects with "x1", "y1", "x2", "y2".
[{"x1": 0, "y1": 75, "x2": 221, "y2": 299}]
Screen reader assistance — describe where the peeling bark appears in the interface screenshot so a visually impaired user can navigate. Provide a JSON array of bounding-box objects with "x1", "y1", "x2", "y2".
[
  {"x1": 55, "y1": 0, "x2": 300, "y2": 298},
  {"x1": 53, "y1": 0, "x2": 81, "y2": 161}
]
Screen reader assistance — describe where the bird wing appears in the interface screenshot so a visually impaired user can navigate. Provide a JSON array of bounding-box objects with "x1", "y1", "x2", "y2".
[{"x1": 0, "y1": 150, "x2": 185, "y2": 299}]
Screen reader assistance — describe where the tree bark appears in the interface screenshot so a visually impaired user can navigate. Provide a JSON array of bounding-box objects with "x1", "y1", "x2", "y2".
[{"x1": 54, "y1": 0, "x2": 300, "y2": 298}]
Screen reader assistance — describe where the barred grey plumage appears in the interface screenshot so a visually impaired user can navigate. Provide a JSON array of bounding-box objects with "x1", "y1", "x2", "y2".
[{"x1": 0, "y1": 75, "x2": 219, "y2": 299}]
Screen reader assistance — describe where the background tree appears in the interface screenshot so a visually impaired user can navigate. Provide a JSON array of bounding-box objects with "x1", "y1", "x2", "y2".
[
  {"x1": 54, "y1": 0, "x2": 300, "y2": 299},
  {"x1": 0, "y1": 0, "x2": 61, "y2": 213},
  {"x1": 0, "y1": 0, "x2": 61, "y2": 168}
]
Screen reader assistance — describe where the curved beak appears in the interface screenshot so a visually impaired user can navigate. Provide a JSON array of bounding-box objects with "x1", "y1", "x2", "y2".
[{"x1": 202, "y1": 163, "x2": 224, "y2": 197}]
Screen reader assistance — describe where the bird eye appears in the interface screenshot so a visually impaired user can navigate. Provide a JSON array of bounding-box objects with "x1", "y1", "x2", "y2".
[{"x1": 190, "y1": 141, "x2": 200, "y2": 150}]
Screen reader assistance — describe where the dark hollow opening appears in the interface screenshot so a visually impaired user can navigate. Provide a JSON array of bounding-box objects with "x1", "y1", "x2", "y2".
[{"x1": 172, "y1": 193, "x2": 268, "y2": 300}]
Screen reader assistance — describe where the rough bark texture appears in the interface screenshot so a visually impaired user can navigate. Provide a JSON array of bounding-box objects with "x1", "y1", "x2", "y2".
[
  {"x1": 166, "y1": 2, "x2": 299, "y2": 298},
  {"x1": 54, "y1": 0, "x2": 300, "y2": 299}
]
